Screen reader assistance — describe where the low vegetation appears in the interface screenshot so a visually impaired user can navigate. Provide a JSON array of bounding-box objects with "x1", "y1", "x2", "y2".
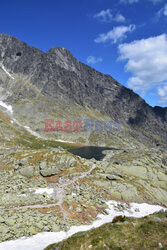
[{"x1": 45, "y1": 211, "x2": 167, "y2": 250}]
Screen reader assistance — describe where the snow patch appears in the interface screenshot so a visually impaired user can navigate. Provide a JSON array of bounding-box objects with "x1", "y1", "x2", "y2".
[
  {"x1": 0, "y1": 100, "x2": 76, "y2": 144},
  {"x1": 18, "y1": 194, "x2": 26, "y2": 197},
  {"x1": 0, "y1": 200, "x2": 166, "y2": 250},
  {"x1": 55, "y1": 139, "x2": 75, "y2": 144},
  {"x1": 0, "y1": 101, "x2": 13, "y2": 114},
  {"x1": 23, "y1": 126, "x2": 44, "y2": 139},
  {"x1": 0, "y1": 64, "x2": 15, "y2": 80},
  {"x1": 34, "y1": 188, "x2": 54, "y2": 195},
  {"x1": 0, "y1": 147, "x2": 10, "y2": 150},
  {"x1": 0, "y1": 100, "x2": 45, "y2": 140}
]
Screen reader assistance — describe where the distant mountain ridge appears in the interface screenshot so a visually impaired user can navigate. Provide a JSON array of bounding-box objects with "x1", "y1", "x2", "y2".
[{"x1": 0, "y1": 33, "x2": 166, "y2": 146}]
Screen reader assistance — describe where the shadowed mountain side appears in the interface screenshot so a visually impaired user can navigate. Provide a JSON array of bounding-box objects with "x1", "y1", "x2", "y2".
[{"x1": 0, "y1": 33, "x2": 166, "y2": 146}]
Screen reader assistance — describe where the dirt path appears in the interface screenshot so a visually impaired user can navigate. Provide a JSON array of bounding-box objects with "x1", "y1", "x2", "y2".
[
  {"x1": 53, "y1": 164, "x2": 96, "y2": 219},
  {"x1": 5, "y1": 164, "x2": 96, "y2": 218}
]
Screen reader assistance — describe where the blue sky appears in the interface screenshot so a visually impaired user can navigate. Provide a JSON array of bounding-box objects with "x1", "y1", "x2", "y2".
[{"x1": 1, "y1": 0, "x2": 167, "y2": 107}]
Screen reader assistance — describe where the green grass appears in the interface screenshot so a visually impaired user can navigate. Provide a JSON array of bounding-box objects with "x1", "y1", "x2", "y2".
[
  {"x1": 44, "y1": 211, "x2": 167, "y2": 250},
  {"x1": 16, "y1": 135, "x2": 81, "y2": 150}
]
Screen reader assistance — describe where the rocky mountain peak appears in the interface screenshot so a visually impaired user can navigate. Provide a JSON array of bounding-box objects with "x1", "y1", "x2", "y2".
[
  {"x1": 0, "y1": 33, "x2": 166, "y2": 146},
  {"x1": 46, "y1": 46, "x2": 79, "y2": 72},
  {"x1": 47, "y1": 46, "x2": 73, "y2": 57},
  {"x1": 0, "y1": 33, "x2": 43, "y2": 75}
]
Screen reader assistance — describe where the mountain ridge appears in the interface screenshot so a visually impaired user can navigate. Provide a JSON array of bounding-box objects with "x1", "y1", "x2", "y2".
[{"x1": 0, "y1": 33, "x2": 166, "y2": 146}]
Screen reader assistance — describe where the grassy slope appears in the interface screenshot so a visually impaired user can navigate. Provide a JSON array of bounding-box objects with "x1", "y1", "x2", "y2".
[
  {"x1": 45, "y1": 211, "x2": 167, "y2": 250},
  {"x1": 0, "y1": 109, "x2": 80, "y2": 150}
]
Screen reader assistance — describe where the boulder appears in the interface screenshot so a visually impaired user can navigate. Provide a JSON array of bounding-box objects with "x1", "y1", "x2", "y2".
[
  {"x1": 106, "y1": 175, "x2": 121, "y2": 181},
  {"x1": 39, "y1": 165, "x2": 59, "y2": 177},
  {"x1": 153, "y1": 217, "x2": 162, "y2": 222},
  {"x1": 20, "y1": 166, "x2": 34, "y2": 177}
]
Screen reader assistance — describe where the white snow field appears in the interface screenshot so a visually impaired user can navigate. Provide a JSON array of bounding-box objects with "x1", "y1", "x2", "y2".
[{"x1": 0, "y1": 200, "x2": 166, "y2": 250}]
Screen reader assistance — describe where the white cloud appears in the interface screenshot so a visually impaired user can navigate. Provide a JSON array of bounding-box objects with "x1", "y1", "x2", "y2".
[
  {"x1": 118, "y1": 34, "x2": 167, "y2": 103},
  {"x1": 158, "y1": 3, "x2": 167, "y2": 17},
  {"x1": 158, "y1": 86, "x2": 167, "y2": 103},
  {"x1": 86, "y1": 56, "x2": 103, "y2": 64},
  {"x1": 114, "y1": 14, "x2": 126, "y2": 22},
  {"x1": 151, "y1": 0, "x2": 164, "y2": 3},
  {"x1": 94, "y1": 9, "x2": 125, "y2": 23},
  {"x1": 94, "y1": 25, "x2": 136, "y2": 44},
  {"x1": 164, "y1": 4, "x2": 167, "y2": 15},
  {"x1": 120, "y1": 0, "x2": 164, "y2": 4},
  {"x1": 94, "y1": 9, "x2": 113, "y2": 22},
  {"x1": 120, "y1": 0, "x2": 138, "y2": 3}
]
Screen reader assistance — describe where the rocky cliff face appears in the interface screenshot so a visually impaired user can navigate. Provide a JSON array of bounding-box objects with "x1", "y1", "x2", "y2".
[{"x1": 0, "y1": 33, "x2": 166, "y2": 146}]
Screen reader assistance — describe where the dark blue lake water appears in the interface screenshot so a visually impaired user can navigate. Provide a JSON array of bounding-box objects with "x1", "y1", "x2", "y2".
[{"x1": 68, "y1": 146, "x2": 119, "y2": 161}]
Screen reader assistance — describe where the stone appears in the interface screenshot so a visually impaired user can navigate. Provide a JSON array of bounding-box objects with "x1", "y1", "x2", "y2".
[
  {"x1": 28, "y1": 226, "x2": 38, "y2": 235},
  {"x1": 20, "y1": 166, "x2": 34, "y2": 178},
  {"x1": 68, "y1": 157, "x2": 77, "y2": 167},
  {"x1": 106, "y1": 175, "x2": 118, "y2": 181},
  {"x1": 52, "y1": 224, "x2": 60, "y2": 232},
  {"x1": 0, "y1": 216, "x2": 5, "y2": 223},
  {"x1": 153, "y1": 217, "x2": 162, "y2": 222},
  {"x1": 36, "y1": 222, "x2": 44, "y2": 230},
  {"x1": 76, "y1": 207, "x2": 82, "y2": 213},
  {"x1": 158, "y1": 243, "x2": 163, "y2": 248},
  {"x1": 94, "y1": 180, "x2": 111, "y2": 189},
  {"x1": 5, "y1": 218, "x2": 16, "y2": 226},
  {"x1": 44, "y1": 226, "x2": 50, "y2": 231},
  {"x1": 124, "y1": 221, "x2": 130, "y2": 224},
  {"x1": 134, "y1": 208, "x2": 140, "y2": 212},
  {"x1": 39, "y1": 161, "x2": 60, "y2": 177},
  {"x1": 0, "y1": 226, "x2": 10, "y2": 234}
]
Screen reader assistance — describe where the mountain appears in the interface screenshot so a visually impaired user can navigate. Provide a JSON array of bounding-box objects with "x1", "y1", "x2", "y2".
[
  {"x1": 0, "y1": 34, "x2": 166, "y2": 247},
  {"x1": 0, "y1": 33, "x2": 166, "y2": 147}
]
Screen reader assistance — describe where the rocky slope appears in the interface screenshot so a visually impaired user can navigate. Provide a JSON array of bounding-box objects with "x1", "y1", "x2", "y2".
[
  {"x1": 0, "y1": 33, "x2": 166, "y2": 146},
  {"x1": 0, "y1": 124, "x2": 166, "y2": 243},
  {"x1": 0, "y1": 33, "x2": 166, "y2": 246}
]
